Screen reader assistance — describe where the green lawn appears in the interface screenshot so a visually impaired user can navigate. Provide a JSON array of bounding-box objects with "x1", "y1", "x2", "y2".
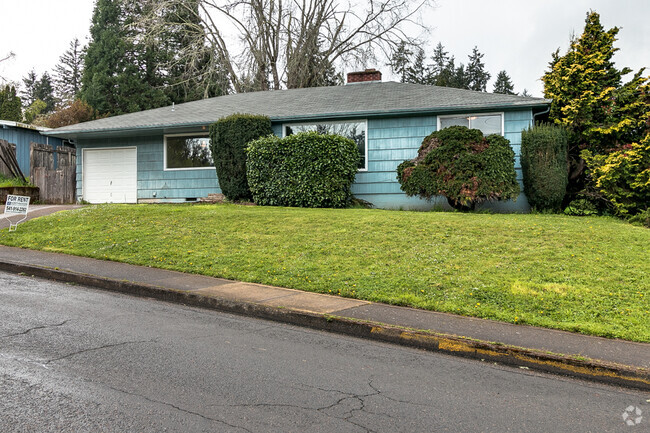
[{"x1": 1, "y1": 204, "x2": 648, "y2": 342}]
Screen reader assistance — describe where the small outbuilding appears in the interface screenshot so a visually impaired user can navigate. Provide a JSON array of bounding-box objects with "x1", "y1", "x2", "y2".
[
  {"x1": 45, "y1": 70, "x2": 550, "y2": 211},
  {"x1": 0, "y1": 120, "x2": 64, "y2": 177}
]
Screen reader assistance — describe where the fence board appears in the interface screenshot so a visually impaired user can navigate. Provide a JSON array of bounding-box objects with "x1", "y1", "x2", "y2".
[
  {"x1": 0, "y1": 140, "x2": 16, "y2": 178},
  {"x1": 30, "y1": 143, "x2": 76, "y2": 204}
]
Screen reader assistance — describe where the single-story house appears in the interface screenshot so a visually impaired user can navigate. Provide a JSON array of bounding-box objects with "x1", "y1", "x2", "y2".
[
  {"x1": 45, "y1": 70, "x2": 551, "y2": 211},
  {"x1": 0, "y1": 120, "x2": 64, "y2": 177}
]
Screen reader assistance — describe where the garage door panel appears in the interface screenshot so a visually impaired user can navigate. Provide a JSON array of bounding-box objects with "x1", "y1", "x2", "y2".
[{"x1": 84, "y1": 148, "x2": 137, "y2": 203}]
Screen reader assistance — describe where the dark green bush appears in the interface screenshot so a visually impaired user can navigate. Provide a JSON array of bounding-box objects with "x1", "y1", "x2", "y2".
[
  {"x1": 521, "y1": 124, "x2": 568, "y2": 211},
  {"x1": 563, "y1": 198, "x2": 599, "y2": 216},
  {"x1": 209, "y1": 114, "x2": 273, "y2": 201},
  {"x1": 246, "y1": 131, "x2": 359, "y2": 208},
  {"x1": 397, "y1": 126, "x2": 519, "y2": 211},
  {"x1": 628, "y1": 209, "x2": 650, "y2": 228}
]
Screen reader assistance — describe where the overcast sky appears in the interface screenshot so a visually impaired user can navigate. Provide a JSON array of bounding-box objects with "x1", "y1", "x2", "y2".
[{"x1": 0, "y1": 0, "x2": 647, "y2": 97}]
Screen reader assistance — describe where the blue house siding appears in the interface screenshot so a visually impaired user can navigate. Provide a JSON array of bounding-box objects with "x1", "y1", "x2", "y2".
[
  {"x1": 497, "y1": 110, "x2": 534, "y2": 212},
  {"x1": 0, "y1": 124, "x2": 63, "y2": 176},
  {"x1": 351, "y1": 115, "x2": 440, "y2": 209},
  {"x1": 351, "y1": 109, "x2": 533, "y2": 212},
  {"x1": 75, "y1": 108, "x2": 534, "y2": 210},
  {"x1": 76, "y1": 135, "x2": 220, "y2": 202}
]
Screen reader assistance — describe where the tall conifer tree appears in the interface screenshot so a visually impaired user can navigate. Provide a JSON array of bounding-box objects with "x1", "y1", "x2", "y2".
[
  {"x1": 54, "y1": 38, "x2": 85, "y2": 104},
  {"x1": 20, "y1": 70, "x2": 38, "y2": 106},
  {"x1": 0, "y1": 85, "x2": 22, "y2": 122},
  {"x1": 389, "y1": 42, "x2": 414, "y2": 83},
  {"x1": 35, "y1": 72, "x2": 56, "y2": 113},
  {"x1": 493, "y1": 70, "x2": 515, "y2": 94},
  {"x1": 542, "y1": 10, "x2": 649, "y2": 200},
  {"x1": 80, "y1": 0, "x2": 167, "y2": 115},
  {"x1": 466, "y1": 46, "x2": 490, "y2": 92}
]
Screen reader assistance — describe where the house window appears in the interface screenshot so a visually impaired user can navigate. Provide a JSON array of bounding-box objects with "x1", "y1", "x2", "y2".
[
  {"x1": 438, "y1": 113, "x2": 503, "y2": 136},
  {"x1": 284, "y1": 120, "x2": 367, "y2": 170},
  {"x1": 164, "y1": 134, "x2": 213, "y2": 170}
]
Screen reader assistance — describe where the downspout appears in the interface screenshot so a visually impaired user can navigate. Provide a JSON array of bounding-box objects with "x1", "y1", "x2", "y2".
[{"x1": 533, "y1": 106, "x2": 551, "y2": 123}]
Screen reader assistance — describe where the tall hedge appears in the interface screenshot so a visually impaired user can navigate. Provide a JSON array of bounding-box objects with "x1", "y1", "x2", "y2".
[
  {"x1": 521, "y1": 124, "x2": 568, "y2": 211},
  {"x1": 397, "y1": 126, "x2": 519, "y2": 211},
  {"x1": 209, "y1": 114, "x2": 273, "y2": 201},
  {"x1": 246, "y1": 131, "x2": 359, "y2": 208}
]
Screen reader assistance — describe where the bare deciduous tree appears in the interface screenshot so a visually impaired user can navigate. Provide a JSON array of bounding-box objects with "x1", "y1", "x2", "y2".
[
  {"x1": 0, "y1": 51, "x2": 16, "y2": 82},
  {"x1": 138, "y1": 0, "x2": 432, "y2": 93}
]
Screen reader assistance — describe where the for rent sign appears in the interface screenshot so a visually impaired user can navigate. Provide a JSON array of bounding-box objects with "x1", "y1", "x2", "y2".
[{"x1": 5, "y1": 195, "x2": 30, "y2": 214}]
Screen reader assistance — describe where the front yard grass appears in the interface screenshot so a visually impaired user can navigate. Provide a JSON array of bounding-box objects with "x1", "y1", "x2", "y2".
[{"x1": 1, "y1": 204, "x2": 648, "y2": 342}]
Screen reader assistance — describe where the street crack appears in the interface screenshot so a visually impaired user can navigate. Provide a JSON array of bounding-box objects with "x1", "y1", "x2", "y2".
[
  {"x1": 101, "y1": 384, "x2": 253, "y2": 432},
  {"x1": 211, "y1": 379, "x2": 384, "y2": 432},
  {"x1": 45, "y1": 339, "x2": 154, "y2": 364},
  {"x1": 1, "y1": 320, "x2": 69, "y2": 338}
]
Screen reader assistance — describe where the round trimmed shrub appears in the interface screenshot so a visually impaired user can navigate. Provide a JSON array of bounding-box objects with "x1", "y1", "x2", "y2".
[
  {"x1": 209, "y1": 114, "x2": 273, "y2": 201},
  {"x1": 521, "y1": 124, "x2": 568, "y2": 211},
  {"x1": 246, "y1": 131, "x2": 359, "y2": 208},
  {"x1": 397, "y1": 125, "x2": 520, "y2": 211}
]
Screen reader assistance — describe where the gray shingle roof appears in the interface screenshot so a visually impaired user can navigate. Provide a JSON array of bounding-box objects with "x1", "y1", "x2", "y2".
[{"x1": 47, "y1": 82, "x2": 550, "y2": 138}]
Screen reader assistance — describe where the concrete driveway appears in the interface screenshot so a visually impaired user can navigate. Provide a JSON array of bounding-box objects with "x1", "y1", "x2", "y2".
[{"x1": 0, "y1": 204, "x2": 84, "y2": 230}]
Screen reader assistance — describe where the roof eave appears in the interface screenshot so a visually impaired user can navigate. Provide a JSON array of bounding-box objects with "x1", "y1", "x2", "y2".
[{"x1": 0, "y1": 119, "x2": 53, "y2": 132}]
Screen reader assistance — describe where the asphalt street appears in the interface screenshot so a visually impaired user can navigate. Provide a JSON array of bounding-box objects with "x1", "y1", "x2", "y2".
[{"x1": 0, "y1": 271, "x2": 647, "y2": 432}]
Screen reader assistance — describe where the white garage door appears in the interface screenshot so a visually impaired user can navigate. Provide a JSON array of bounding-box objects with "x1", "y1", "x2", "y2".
[{"x1": 83, "y1": 148, "x2": 137, "y2": 203}]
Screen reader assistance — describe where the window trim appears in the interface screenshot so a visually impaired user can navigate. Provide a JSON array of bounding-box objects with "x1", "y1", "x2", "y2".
[
  {"x1": 163, "y1": 133, "x2": 213, "y2": 171},
  {"x1": 437, "y1": 112, "x2": 505, "y2": 136},
  {"x1": 282, "y1": 119, "x2": 368, "y2": 172}
]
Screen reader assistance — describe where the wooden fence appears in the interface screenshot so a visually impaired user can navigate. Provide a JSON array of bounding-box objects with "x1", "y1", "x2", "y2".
[
  {"x1": 30, "y1": 143, "x2": 76, "y2": 204},
  {"x1": 0, "y1": 140, "x2": 18, "y2": 178}
]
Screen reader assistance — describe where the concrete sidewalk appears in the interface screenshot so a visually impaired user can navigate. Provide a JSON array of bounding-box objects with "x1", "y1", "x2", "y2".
[{"x1": 0, "y1": 245, "x2": 648, "y2": 390}]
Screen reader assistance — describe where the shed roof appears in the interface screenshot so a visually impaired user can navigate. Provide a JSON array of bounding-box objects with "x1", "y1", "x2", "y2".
[
  {"x1": 46, "y1": 82, "x2": 550, "y2": 138},
  {"x1": 0, "y1": 120, "x2": 52, "y2": 132}
]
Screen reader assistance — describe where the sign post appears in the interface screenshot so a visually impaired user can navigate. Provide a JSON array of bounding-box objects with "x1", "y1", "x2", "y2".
[{"x1": 4, "y1": 194, "x2": 30, "y2": 231}]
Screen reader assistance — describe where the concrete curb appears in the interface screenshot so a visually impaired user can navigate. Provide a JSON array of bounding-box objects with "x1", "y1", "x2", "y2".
[{"x1": 2, "y1": 260, "x2": 648, "y2": 391}]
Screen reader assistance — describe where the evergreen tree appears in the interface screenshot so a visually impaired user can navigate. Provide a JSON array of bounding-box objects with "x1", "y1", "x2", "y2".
[
  {"x1": 0, "y1": 85, "x2": 22, "y2": 121},
  {"x1": 448, "y1": 58, "x2": 470, "y2": 89},
  {"x1": 35, "y1": 72, "x2": 56, "y2": 113},
  {"x1": 389, "y1": 41, "x2": 414, "y2": 83},
  {"x1": 20, "y1": 70, "x2": 38, "y2": 106},
  {"x1": 520, "y1": 89, "x2": 532, "y2": 97},
  {"x1": 405, "y1": 48, "x2": 431, "y2": 84},
  {"x1": 430, "y1": 43, "x2": 466, "y2": 88},
  {"x1": 389, "y1": 44, "x2": 432, "y2": 85},
  {"x1": 493, "y1": 70, "x2": 515, "y2": 94},
  {"x1": 428, "y1": 43, "x2": 471, "y2": 90},
  {"x1": 80, "y1": 0, "x2": 168, "y2": 115},
  {"x1": 54, "y1": 38, "x2": 84, "y2": 104},
  {"x1": 466, "y1": 46, "x2": 490, "y2": 91},
  {"x1": 543, "y1": 11, "x2": 627, "y2": 152},
  {"x1": 542, "y1": 10, "x2": 649, "y2": 201},
  {"x1": 430, "y1": 43, "x2": 449, "y2": 82},
  {"x1": 392, "y1": 42, "x2": 498, "y2": 92}
]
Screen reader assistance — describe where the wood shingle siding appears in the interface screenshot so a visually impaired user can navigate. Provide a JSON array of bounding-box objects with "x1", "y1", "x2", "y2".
[{"x1": 76, "y1": 136, "x2": 219, "y2": 202}]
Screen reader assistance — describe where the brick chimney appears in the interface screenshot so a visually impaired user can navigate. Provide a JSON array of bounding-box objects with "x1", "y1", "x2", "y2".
[{"x1": 347, "y1": 69, "x2": 382, "y2": 84}]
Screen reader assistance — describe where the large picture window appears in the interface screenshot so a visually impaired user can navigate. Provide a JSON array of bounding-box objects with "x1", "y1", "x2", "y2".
[
  {"x1": 165, "y1": 135, "x2": 213, "y2": 170},
  {"x1": 284, "y1": 120, "x2": 367, "y2": 170},
  {"x1": 438, "y1": 113, "x2": 503, "y2": 136}
]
